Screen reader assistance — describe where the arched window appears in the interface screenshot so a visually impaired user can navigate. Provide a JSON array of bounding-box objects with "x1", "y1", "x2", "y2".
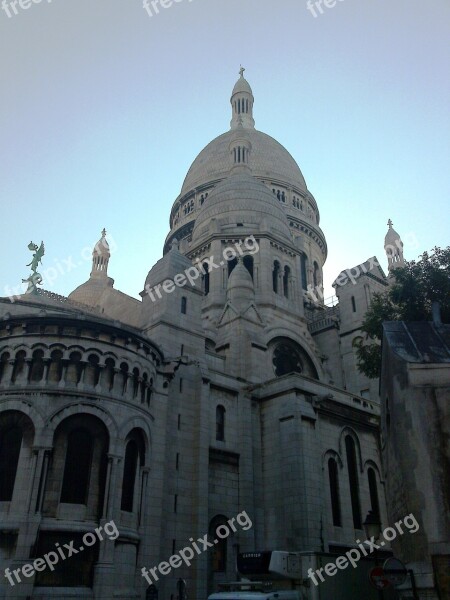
[
  {"x1": 345, "y1": 436, "x2": 362, "y2": 529},
  {"x1": 120, "y1": 362, "x2": 129, "y2": 394},
  {"x1": 104, "y1": 358, "x2": 115, "y2": 391},
  {"x1": 202, "y1": 263, "x2": 210, "y2": 295},
  {"x1": 283, "y1": 266, "x2": 290, "y2": 298},
  {"x1": 85, "y1": 354, "x2": 100, "y2": 387},
  {"x1": 132, "y1": 368, "x2": 140, "y2": 398},
  {"x1": 121, "y1": 432, "x2": 145, "y2": 512},
  {"x1": 11, "y1": 350, "x2": 26, "y2": 383},
  {"x1": 60, "y1": 428, "x2": 93, "y2": 504},
  {"x1": 0, "y1": 352, "x2": 10, "y2": 383},
  {"x1": 272, "y1": 341, "x2": 303, "y2": 376},
  {"x1": 216, "y1": 405, "x2": 225, "y2": 441},
  {"x1": 141, "y1": 373, "x2": 148, "y2": 403},
  {"x1": 328, "y1": 458, "x2": 342, "y2": 527},
  {"x1": 368, "y1": 468, "x2": 380, "y2": 518},
  {"x1": 181, "y1": 296, "x2": 187, "y2": 314},
  {"x1": 300, "y1": 255, "x2": 308, "y2": 291},
  {"x1": 29, "y1": 349, "x2": 45, "y2": 382},
  {"x1": 272, "y1": 261, "x2": 280, "y2": 293},
  {"x1": 0, "y1": 426, "x2": 22, "y2": 501},
  {"x1": 66, "y1": 351, "x2": 83, "y2": 384},
  {"x1": 243, "y1": 255, "x2": 254, "y2": 280},
  {"x1": 351, "y1": 296, "x2": 356, "y2": 313},
  {"x1": 48, "y1": 350, "x2": 63, "y2": 383}
]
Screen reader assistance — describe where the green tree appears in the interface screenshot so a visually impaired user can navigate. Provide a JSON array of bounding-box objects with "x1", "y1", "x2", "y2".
[{"x1": 355, "y1": 246, "x2": 450, "y2": 378}]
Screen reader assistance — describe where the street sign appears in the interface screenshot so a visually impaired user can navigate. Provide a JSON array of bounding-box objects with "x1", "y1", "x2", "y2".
[
  {"x1": 383, "y1": 557, "x2": 408, "y2": 586},
  {"x1": 369, "y1": 566, "x2": 392, "y2": 590}
]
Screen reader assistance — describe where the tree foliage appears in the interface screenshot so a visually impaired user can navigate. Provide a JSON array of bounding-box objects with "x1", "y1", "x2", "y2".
[{"x1": 355, "y1": 246, "x2": 450, "y2": 378}]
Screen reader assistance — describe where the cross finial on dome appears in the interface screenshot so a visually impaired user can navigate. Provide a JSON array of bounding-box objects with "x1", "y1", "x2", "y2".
[
  {"x1": 101, "y1": 228, "x2": 107, "y2": 238},
  {"x1": 230, "y1": 68, "x2": 255, "y2": 130},
  {"x1": 387, "y1": 219, "x2": 393, "y2": 229}
]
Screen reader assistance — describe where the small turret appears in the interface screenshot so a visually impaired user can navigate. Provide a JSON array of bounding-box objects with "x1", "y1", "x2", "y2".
[
  {"x1": 230, "y1": 67, "x2": 255, "y2": 130},
  {"x1": 226, "y1": 259, "x2": 255, "y2": 308},
  {"x1": 384, "y1": 219, "x2": 405, "y2": 273},
  {"x1": 91, "y1": 228, "x2": 111, "y2": 279}
]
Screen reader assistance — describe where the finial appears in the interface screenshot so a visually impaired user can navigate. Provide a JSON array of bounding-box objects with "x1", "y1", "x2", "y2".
[
  {"x1": 239, "y1": 65, "x2": 245, "y2": 77},
  {"x1": 171, "y1": 238, "x2": 179, "y2": 251},
  {"x1": 101, "y1": 228, "x2": 107, "y2": 238},
  {"x1": 387, "y1": 219, "x2": 393, "y2": 229}
]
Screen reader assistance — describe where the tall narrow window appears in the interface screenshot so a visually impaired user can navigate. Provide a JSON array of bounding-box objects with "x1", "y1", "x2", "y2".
[
  {"x1": 29, "y1": 349, "x2": 45, "y2": 382},
  {"x1": 313, "y1": 262, "x2": 320, "y2": 289},
  {"x1": 203, "y1": 263, "x2": 210, "y2": 295},
  {"x1": 228, "y1": 257, "x2": 238, "y2": 277},
  {"x1": 66, "y1": 351, "x2": 83, "y2": 385},
  {"x1": 351, "y1": 296, "x2": 356, "y2": 313},
  {"x1": 216, "y1": 405, "x2": 225, "y2": 441},
  {"x1": 0, "y1": 426, "x2": 22, "y2": 501},
  {"x1": 345, "y1": 436, "x2": 362, "y2": 529},
  {"x1": 181, "y1": 296, "x2": 187, "y2": 314},
  {"x1": 132, "y1": 368, "x2": 140, "y2": 398},
  {"x1": 48, "y1": 350, "x2": 63, "y2": 383},
  {"x1": 120, "y1": 363, "x2": 129, "y2": 394},
  {"x1": 121, "y1": 440, "x2": 138, "y2": 512},
  {"x1": 243, "y1": 255, "x2": 254, "y2": 280},
  {"x1": 0, "y1": 352, "x2": 10, "y2": 383},
  {"x1": 283, "y1": 266, "x2": 290, "y2": 298},
  {"x1": 104, "y1": 358, "x2": 115, "y2": 391},
  {"x1": 328, "y1": 458, "x2": 342, "y2": 526},
  {"x1": 60, "y1": 428, "x2": 93, "y2": 504},
  {"x1": 85, "y1": 354, "x2": 100, "y2": 387},
  {"x1": 368, "y1": 468, "x2": 380, "y2": 518},
  {"x1": 300, "y1": 255, "x2": 308, "y2": 291},
  {"x1": 273, "y1": 261, "x2": 280, "y2": 293},
  {"x1": 11, "y1": 350, "x2": 26, "y2": 383}
]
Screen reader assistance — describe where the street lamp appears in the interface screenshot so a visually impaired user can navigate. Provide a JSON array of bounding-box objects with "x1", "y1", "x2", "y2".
[{"x1": 363, "y1": 510, "x2": 381, "y2": 541}]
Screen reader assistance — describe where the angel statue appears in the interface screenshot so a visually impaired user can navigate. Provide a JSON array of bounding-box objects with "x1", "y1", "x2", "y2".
[{"x1": 22, "y1": 241, "x2": 45, "y2": 293}]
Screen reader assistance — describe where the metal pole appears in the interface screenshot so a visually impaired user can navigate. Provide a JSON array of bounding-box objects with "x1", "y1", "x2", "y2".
[{"x1": 408, "y1": 569, "x2": 419, "y2": 600}]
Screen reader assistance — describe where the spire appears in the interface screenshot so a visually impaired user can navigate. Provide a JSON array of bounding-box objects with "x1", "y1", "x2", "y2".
[
  {"x1": 384, "y1": 219, "x2": 405, "y2": 273},
  {"x1": 90, "y1": 228, "x2": 111, "y2": 278},
  {"x1": 230, "y1": 66, "x2": 255, "y2": 130}
]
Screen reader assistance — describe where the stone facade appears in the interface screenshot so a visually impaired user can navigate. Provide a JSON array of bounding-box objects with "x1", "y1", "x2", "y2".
[
  {"x1": 380, "y1": 320, "x2": 450, "y2": 600},
  {"x1": 0, "y1": 71, "x2": 401, "y2": 600}
]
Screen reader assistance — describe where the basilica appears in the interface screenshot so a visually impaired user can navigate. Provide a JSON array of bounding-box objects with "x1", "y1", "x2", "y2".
[{"x1": 0, "y1": 70, "x2": 405, "y2": 600}]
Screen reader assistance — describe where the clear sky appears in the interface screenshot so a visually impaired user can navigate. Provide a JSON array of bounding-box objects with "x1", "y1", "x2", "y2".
[{"x1": 1, "y1": 0, "x2": 449, "y2": 302}]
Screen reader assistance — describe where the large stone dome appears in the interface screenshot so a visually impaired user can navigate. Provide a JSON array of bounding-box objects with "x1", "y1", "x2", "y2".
[
  {"x1": 191, "y1": 171, "x2": 293, "y2": 245},
  {"x1": 181, "y1": 128, "x2": 307, "y2": 196}
]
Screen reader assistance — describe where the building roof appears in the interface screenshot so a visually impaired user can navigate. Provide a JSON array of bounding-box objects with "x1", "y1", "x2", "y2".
[
  {"x1": 180, "y1": 128, "x2": 307, "y2": 196},
  {"x1": 383, "y1": 321, "x2": 450, "y2": 363},
  {"x1": 191, "y1": 171, "x2": 293, "y2": 245}
]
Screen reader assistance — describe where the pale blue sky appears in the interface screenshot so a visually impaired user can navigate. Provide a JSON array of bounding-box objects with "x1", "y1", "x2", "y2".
[{"x1": 1, "y1": 0, "x2": 449, "y2": 301}]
